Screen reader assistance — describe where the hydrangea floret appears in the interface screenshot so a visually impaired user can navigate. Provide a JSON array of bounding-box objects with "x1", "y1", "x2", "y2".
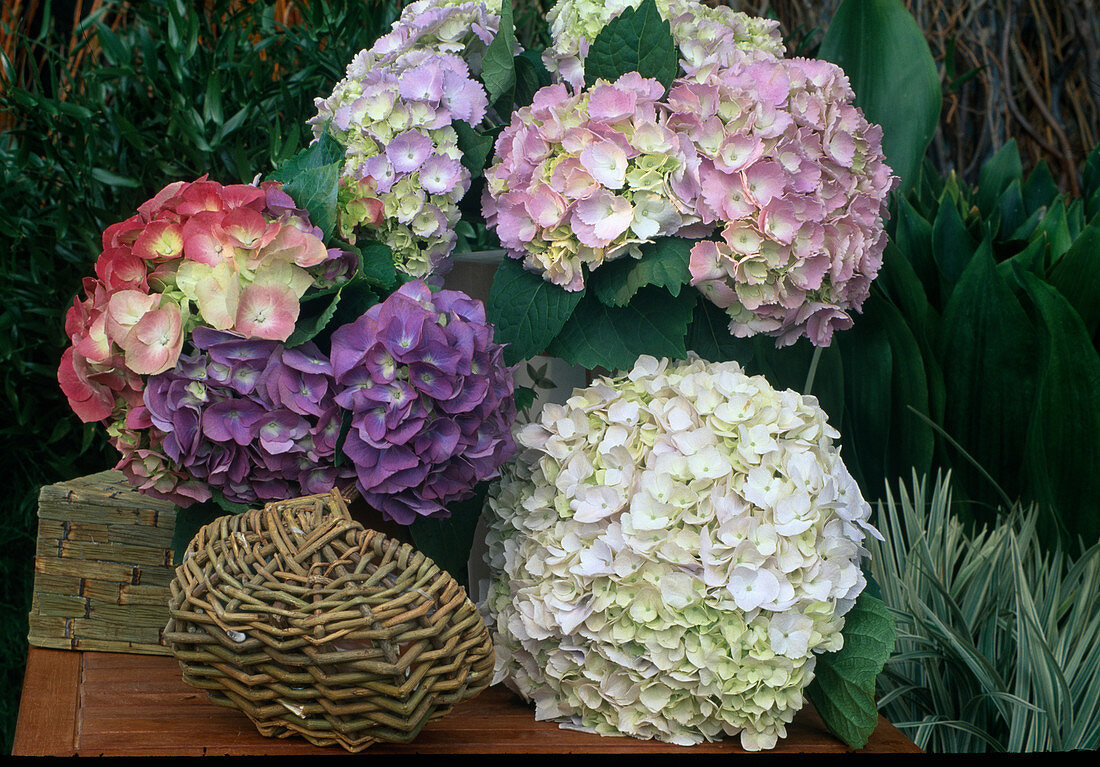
[
  {"x1": 482, "y1": 354, "x2": 881, "y2": 750},
  {"x1": 482, "y1": 72, "x2": 696, "y2": 291},
  {"x1": 58, "y1": 177, "x2": 351, "y2": 426},
  {"x1": 544, "y1": 0, "x2": 784, "y2": 92},
  {"x1": 371, "y1": 0, "x2": 504, "y2": 74},
  {"x1": 137, "y1": 328, "x2": 354, "y2": 506},
  {"x1": 672, "y1": 58, "x2": 896, "y2": 346},
  {"x1": 330, "y1": 280, "x2": 517, "y2": 524},
  {"x1": 311, "y1": 1, "x2": 503, "y2": 278}
]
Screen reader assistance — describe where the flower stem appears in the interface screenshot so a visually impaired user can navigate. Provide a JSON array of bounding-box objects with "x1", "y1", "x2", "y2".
[{"x1": 804, "y1": 346, "x2": 823, "y2": 395}]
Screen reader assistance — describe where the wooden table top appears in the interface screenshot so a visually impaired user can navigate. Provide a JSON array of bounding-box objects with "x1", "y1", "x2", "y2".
[{"x1": 13, "y1": 647, "x2": 920, "y2": 755}]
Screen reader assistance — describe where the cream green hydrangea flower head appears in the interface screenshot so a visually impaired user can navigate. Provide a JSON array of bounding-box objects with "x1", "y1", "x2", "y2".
[
  {"x1": 482, "y1": 354, "x2": 880, "y2": 750},
  {"x1": 544, "y1": 0, "x2": 784, "y2": 91}
]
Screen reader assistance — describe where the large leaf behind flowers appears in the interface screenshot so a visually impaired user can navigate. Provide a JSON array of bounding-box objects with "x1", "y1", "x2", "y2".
[
  {"x1": 807, "y1": 592, "x2": 896, "y2": 749},
  {"x1": 818, "y1": 0, "x2": 941, "y2": 194},
  {"x1": 583, "y1": 0, "x2": 678, "y2": 91},
  {"x1": 487, "y1": 257, "x2": 585, "y2": 364}
]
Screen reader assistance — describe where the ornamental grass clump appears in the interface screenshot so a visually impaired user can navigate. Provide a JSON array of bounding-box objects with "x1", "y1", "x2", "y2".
[
  {"x1": 330, "y1": 280, "x2": 517, "y2": 525},
  {"x1": 311, "y1": 0, "x2": 502, "y2": 278},
  {"x1": 544, "y1": 0, "x2": 783, "y2": 91},
  {"x1": 482, "y1": 72, "x2": 695, "y2": 291},
  {"x1": 483, "y1": 354, "x2": 880, "y2": 750}
]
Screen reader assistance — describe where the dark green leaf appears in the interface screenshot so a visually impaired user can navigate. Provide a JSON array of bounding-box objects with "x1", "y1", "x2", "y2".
[
  {"x1": 513, "y1": 49, "x2": 553, "y2": 109},
  {"x1": 453, "y1": 120, "x2": 496, "y2": 179},
  {"x1": 409, "y1": 485, "x2": 489, "y2": 590},
  {"x1": 938, "y1": 241, "x2": 1040, "y2": 513},
  {"x1": 1023, "y1": 160, "x2": 1058, "y2": 215},
  {"x1": 807, "y1": 593, "x2": 896, "y2": 749},
  {"x1": 269, "y1": 132, "x2": 345, "y2": 182},
  {"x1": 171, "y1": 502, "x2": 227, "y2": 564},
  {"x1": 590, "y1": 237, "x2": 693, "y2": 306},
  {"x1": 487, "y1": 257, "x2": 585, "y2": 365},
  {"x1": 93, "y1": 20, "x2": 132, "y2": 67},
  {"x1": 355, "y1": 241, "x2": 398, "y2": 290},
  {"x1": 895, "y1": 196, "x2": 939, "y2": 305},
  {"x1": 513, "y1": 385, "x2": 537, "y2": 412},
  {"x1": 1020, "y1": 273, "x2": 1100, "y2": 544},
  {"x1": 997, "y1": 178, "x2": 1027, "y2": 240},
  {"x1": 286, "y1": 287, "x2": 342, "y2": 347},
  {"x1": 931, "y1": 195, "x2": 977, "y2": 295},
  {"x1": 546, "y1": 287, "x2": 693, "y2": 371},
  {"x1": 818, "y1": 0, "x2": 941, "y2": 194},
  {"x1": 90, "y1": 168, "x2": 141, "y2": 188},
  {"x1": 1083, "y1": 143, "x2": 1100, "y2": 201},
  {"x1": 976, "y1": 139, "x2": 1022, "y2": 216},
  {"x1": 1030, "y1": 199, "x2": 1072, "y2": 260},
  {"x1": 482, "y1": 0, "x2": 516, "y2": 106},
  {"x1": 280, "y1": 161, "x2": 341, "y2": 239},
  {"x1": 685, "y1": 295, "x2": 755, "y2": 365},
  {"x1": 836, "y1": 299, "x2": 894, "y2": 497},
  {"x1": 583, "y1": 0, "x2": 678, "y2": 92},
  {"x1": 1047, "y1": 223, "x2": 1100, "y2": 336}
]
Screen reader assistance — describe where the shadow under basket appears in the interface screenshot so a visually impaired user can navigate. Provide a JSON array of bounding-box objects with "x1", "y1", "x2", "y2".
[{"x1": 162, "y1": 488, "x2": 494, "y2": 752}]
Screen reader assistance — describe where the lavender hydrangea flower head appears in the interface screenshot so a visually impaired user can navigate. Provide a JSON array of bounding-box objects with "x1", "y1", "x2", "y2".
[
  {"x1": 141, "y1": 328, "x2": 354, "y2": 506},
  {"x1": 370, "y1": 0, "x2": 504, "y2": 74},
  {"x1": 310, "y1": 1, "x2": 504, "y2": 278},
  {"x1": 482, "y1": 72, "x2": 697, "y2": 291},
  {"x1": 544, "y1": 0, "x2": 784, "y2": 92},
  {"x1": 671, "y1": 58, "x2": 896, "y2": 347},
  {"x1": 330, "y1": 281, "x2": 517, "y2": 525}
]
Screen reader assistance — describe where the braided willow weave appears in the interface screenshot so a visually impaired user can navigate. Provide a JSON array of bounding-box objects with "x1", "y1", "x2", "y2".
[{"x1": 163, "y1": 489, "x2": 494, "y2": 752}]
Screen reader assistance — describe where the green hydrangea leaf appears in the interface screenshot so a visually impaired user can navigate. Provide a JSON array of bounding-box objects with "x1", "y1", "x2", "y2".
[
  {"x1": 269, "y1": 131, "x2": 344, "y2": 181},
  {"x1": 487, "y1": 257, "x2": 585, "y2": 365},
  {"x1": 355, "y1": 241, "x2": 399, "y2": 290},
  {"x1": 590, "y1": 237, "x2": 693, "y2": 307},
  {"x1": 583, "y1": 0, "x2": 678, "y2": 92},
  {"x1": 277, "y1": 160, "x2": 341, "y2": 240},
  {"x1": 482, "y1": 0, "x2": 516, "y2": 106},
  {"x1": 286, "y1": 287, "x2": 342, "y2": 347},
  {"x1": 685, "y1": 294, "x2": 754, "y2": 365},
  {"x1": 546, "y1": 287, "x2": 693, "y2": 371},
  {"x1": 807, "y1": 592, "x2": 896, "y2": 750},
  {"x1": 454, "y1": 120, "x2": 497, "y2": 179}
]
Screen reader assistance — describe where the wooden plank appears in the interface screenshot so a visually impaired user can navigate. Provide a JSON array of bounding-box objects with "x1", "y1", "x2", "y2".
[
  {"x1": 13, "y1": 648, "x2": 921, "y2": 755},
  {"x1": 12, "y1": 648, "x2": 81, "y2": 756}
]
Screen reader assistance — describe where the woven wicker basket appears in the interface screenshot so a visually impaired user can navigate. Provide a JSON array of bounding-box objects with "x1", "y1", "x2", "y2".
[{"x1": 163, "y1": 488, "x2": 494, "y2": 752}]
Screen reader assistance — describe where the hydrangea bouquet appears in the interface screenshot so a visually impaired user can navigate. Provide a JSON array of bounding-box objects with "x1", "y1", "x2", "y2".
[
  {"x1": 59, "y1": 170, "x2": 517, "y2": 535},
  {"x1": 481, "y1": 0, "x2": 896, "y2": 372},
  {"x1": 57, "y1": 0, "x2": 900, "y2": 750}
]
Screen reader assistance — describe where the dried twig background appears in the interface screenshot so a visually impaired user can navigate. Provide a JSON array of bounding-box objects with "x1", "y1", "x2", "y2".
[{"x1": 729, "y1": 0, "x2": 1100, "y2": 192}]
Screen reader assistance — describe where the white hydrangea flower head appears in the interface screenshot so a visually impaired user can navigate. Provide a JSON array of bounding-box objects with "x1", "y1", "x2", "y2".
[
  {"x1": 482, "y1": 354, "x2": 881, "y2": 750},
  {"x1": 545, "y1": 0, "x2": 785, "y2": 91}
]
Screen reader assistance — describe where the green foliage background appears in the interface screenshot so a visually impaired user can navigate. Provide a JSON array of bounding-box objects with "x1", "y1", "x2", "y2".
[{"x1": 0, "y1": 0, "x2": 407, "y2": 752}]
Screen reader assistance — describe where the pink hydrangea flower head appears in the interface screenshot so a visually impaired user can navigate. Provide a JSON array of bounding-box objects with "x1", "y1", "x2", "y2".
[
  {"x1": 672, "y1": 57, "x2": 897, "y2": 347},
  {"x1": 483, "y1": 72, "x2": 695, "y2": 291}
]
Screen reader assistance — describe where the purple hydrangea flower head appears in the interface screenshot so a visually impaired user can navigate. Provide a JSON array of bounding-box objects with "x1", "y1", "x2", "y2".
[
  {"x1": 309, "y1": 2, "x2": 508, "y2": 279},
  {"x1": 139, "y1": 329, "x2": 355, "y2": 506},
  {"x1": 330, "y1": 281, "x2": 517, "y2": 525},
  {"x1": 670, "y1": 57, "x2": 896, "y2": 347},
  {"x1": 483, "y1": 72, "x2": 696, "y2": 291}
]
